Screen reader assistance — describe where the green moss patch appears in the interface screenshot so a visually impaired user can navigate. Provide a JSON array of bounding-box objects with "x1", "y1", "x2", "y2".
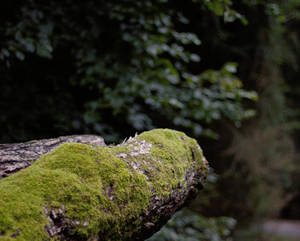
[
  {"x1": 0, "y1": 129, "x2": 207, "y2": 241},
  {"x1": 135, "y1": 129, "x2": 206, "y2": 193}
]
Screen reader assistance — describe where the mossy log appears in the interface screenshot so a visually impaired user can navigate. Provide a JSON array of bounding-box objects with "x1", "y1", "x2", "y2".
[
  {"x1": 0, "y1": 135, "x2": 106, "y2": 180},
  {"x1": 0, "y1": 129, "x2": 209, "y2": 241}
]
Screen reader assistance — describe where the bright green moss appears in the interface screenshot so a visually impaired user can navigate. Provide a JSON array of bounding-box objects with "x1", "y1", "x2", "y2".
[
  {"x1": 0, "y1": 129, "x2": 207, "y2": 241},
  {"x1": 134, "y1": 129, "x2": 206, "y2": 194}
]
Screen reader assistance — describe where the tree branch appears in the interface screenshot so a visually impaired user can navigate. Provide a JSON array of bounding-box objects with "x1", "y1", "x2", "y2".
[{"x1": 0, "y1": 129, "x2": 208, "y2": 241}]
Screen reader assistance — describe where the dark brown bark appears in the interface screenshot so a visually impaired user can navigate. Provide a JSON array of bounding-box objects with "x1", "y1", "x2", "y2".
[{"x1": 0, "y1": 135, "x2": 105, "y2": 180}]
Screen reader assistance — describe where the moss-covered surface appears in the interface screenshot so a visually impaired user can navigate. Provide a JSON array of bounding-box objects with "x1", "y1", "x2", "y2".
[{"x1": 0, "y1": 129, "x2": 207, "y2": 241}]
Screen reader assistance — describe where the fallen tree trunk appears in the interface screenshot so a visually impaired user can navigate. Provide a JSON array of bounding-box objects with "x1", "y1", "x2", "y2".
[{"x1": 0, "y1": 129, "x2": 209, "y2": 241}]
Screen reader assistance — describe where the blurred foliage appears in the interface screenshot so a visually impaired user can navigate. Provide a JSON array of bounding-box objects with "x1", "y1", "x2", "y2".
[
  {"x1": 186, "y1": 2, "x2": 300, "y2": 231},
  {"x1": 147, "y1": 209, "x2": 236, "y2": 241},
  {"x1": 235, "y1": 227, "x2": 300, "y2": 241},
  {"x1": 0, "y1": 0, "x2": 257, "y2": 143},
  {"x1": 220, "y1": 0, "x2": 300, "y2": 220}
]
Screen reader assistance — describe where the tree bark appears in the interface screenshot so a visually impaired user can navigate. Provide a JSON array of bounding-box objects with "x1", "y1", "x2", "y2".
[
  {"x1": 0, "y1": 129, "x2": 209, "y2": 241},
  {"x1": 0, "y1": 135, "x2": 106, "y2": 180}
]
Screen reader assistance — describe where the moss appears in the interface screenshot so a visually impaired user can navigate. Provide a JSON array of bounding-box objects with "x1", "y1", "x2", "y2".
[
  {"x1": 134, "y1": 129, "x2": 206, "y2": 194},
  {"x1": 0, "y1": 129, "x2": 207, "y2": 241}
]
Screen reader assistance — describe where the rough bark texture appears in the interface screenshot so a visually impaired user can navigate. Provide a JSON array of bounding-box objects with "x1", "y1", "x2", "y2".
[
  {"x1": 0, "y1": 135, "x2": 106, "y2": 180},
  {"x1": 0, "y1": 129, "x2": 209, "y2": 241}
]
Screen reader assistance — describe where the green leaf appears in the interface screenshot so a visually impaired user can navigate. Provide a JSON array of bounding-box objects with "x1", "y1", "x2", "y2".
[{"x1": 15, "y1": 51, "x2": 25, "y2": 60}]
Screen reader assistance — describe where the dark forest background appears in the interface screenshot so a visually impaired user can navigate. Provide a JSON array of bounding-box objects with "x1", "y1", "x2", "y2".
[{"x1": 1, "y1": 0, "x2": 300, "y2": 240}]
